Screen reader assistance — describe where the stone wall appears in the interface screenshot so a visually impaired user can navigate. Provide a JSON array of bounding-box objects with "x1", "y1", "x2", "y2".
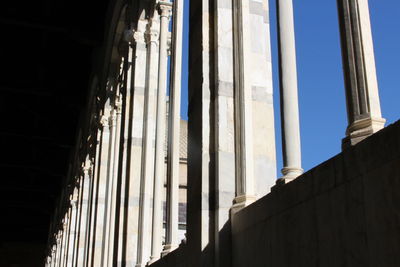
[
  {"x1": 232, "y1": 120, "x2": 400, "y2": 267},
  {"x1": 149, "y1": 120, "x2": 400, "y2": 267}
]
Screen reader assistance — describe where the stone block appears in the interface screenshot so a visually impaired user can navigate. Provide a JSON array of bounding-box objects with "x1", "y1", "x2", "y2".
[
  {"x1": 315, "y1": 191, "x2": 344, "y2": 267},
  {"x1": 341, "y1": 146, "x2": 362, "y2": 182},
  {"x1": 312, "y1": 157, "x2": 336, "y2": 195},
  {"x1": 363, "y1": 158, "x2": 400, "y2": 266},
  {"x1": 294, "y1": 170, "x2": 314, "y2": 202},
  {"x1": 343, "y1": 178, "x2": 369, "y2": 267}
]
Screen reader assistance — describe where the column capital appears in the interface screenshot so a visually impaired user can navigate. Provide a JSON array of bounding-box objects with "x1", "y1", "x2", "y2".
[
  {"x1": 99, "y1": 115, "x2": 109, "y2": 128},
  {"x1": 83, "y1": 159, "x2": 93, "y2": 176},
  {"x1": 71, "y1": 200, "x2": 78, "y2": 208},
  {"x1": 158, "y1": 1, "x2": 173, "y2": 18},
  {"x1": 124, "y1": 29, "x2": 145, "y2": 44},
  {"x1": 109, "y1": 110, "x2": 117, "y2": 127},
  {"x1": 115, "y1": 95, "x2": 122, "y2": 115}
]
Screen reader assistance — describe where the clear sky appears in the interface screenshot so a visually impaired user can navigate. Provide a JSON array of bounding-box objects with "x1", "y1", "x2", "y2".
[{"x1": 178, "y1": 0, "x2": 400, "y2": 175}]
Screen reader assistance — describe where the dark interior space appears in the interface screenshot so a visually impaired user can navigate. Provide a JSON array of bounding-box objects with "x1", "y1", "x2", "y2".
[{"x1": 0, "y1": 0, "x2": 109, "y2": 265}]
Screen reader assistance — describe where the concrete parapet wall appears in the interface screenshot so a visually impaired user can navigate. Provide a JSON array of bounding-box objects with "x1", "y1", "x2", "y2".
[{"x1": 232, "y1": 120, "x2": 400, "y2": 267}]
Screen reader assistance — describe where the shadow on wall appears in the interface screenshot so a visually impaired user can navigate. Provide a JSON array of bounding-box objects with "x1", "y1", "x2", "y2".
[{"x1": 149, "y1": 120, "x2": 400, "y2": 267}]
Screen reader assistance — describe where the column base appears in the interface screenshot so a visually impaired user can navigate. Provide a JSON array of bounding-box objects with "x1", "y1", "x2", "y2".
[
  {"x1": 281, "y1": 166, "x2": 303, "y2": 181},
  {"x1": 343, "y1": 117, "x2": 385, "y2": 149},
  {"x1": 271, "y1": 167, "x2": 304, "y2": 191},
  {"x1": 147, "y1": 255, "x2": 161, "y2": 265},
  {"x1": 161, "y1": 244, "x2": 178, "y2": 257},
  {"x1": 230, "y1": 195, "x2": 257, "y2": 215}
]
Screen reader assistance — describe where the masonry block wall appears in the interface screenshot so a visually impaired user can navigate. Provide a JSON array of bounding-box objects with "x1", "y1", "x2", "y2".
[{"x1": 232, "y1": 120, "x2": 400, "y2": 267}]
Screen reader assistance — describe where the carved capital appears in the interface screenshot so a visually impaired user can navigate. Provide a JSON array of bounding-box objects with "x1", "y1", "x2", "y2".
[
  {"x1": 115, "y1": 95, "x2": 122, "y2": 115},
  {"x1": 124, "y1": 29, "x2": 145, "y2": 44},
  {"x1": 71, "y1": 200, "x2": 78, "y2": 208},
  {"x1": 83, "y1": 159, "x2": 93, "y2": 176},
  {"x1": 158, "y1": 2, "x2": 173, "y2": 19},
  {"x1": 109, "y1": 110, "x2": 117, "y2": 127},
  {"x1": 100, "y1": 115, "x2": 109, "y2": 128}
]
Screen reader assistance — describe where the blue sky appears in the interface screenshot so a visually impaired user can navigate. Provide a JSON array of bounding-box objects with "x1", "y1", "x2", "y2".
[{"x1": 178, "y1": 0, "x2": 400, "y2": 174}]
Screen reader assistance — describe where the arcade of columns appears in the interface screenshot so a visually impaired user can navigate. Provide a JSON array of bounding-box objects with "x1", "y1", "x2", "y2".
[{"x1": 45, "y1": 0, "x2": 385, "y2": 266}]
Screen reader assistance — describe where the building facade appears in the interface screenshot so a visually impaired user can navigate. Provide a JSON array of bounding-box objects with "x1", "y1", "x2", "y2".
[{"x1": 45, "y1": 0, "x2": 390, "y2": 267}]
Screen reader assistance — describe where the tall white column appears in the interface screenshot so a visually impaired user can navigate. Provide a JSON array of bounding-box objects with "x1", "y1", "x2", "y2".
[
  {"x1": 337, "y1": 0, "x2": 385, "y2": 148},
  {"x1": 136, "y1": 15, "x2": 159, "y2": 267},
  {"x1": 117, "y1": 22, "x2": 149, "y2": 266},
  {"x1": 55, "y1": 231, "x2": 62, "y2": 267},
  {"x1": 77, "y1": 159, "x2": 92, "y2": 267},
  {"x1": 59, "y1": 214, "x2": 68, "y2": 267},
  {"x1": 92, "y1": 106, "x2": 112, "y2": 267},
  {"x1": 102, "y1": 105, "x2": 117, "y2": 266},
  {"x1": 231, "y1": 0, "x2": 257, "y2": 213},
  {"x1": 86, "y1": 128, "x2": 102, "y2": 267},
  {"x1": 61, "y1": 205, "x2": 72, "y2": 267},
  {"x1": 276, "y1": 0, "x2": 303, "y2": 183},
  {"x1": 72, "y1": 175, "x2": 84, "y2": 267},
  {"x1": 66, "y1": 188, "x2": 79, "y2": 266},
  {"x1": 164, "y1": 0, "x2": 183, "y2": 253},
  {"x1": 149, "y1": 1, "x2": 172, "y2": 263},
  {"x1": 82, "y1": 158, "x2": 95, "y2": 267},
  {"x1": 105, "y1": 90, "x2": 123, "y2": 267}
]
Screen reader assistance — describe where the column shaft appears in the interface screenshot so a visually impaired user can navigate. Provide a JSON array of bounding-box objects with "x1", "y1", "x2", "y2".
[
  {"x1": 77, "y1": 160, "x2": 92, "y2": 267},
  {"x1": 61, "y1": 207, "x2": 72, "y2": 267},
  {"x1": 102, "y1": 107, "x2": 117, "y2": 266},
  {"x1": 337, "y1": 0, "x2": 385, "y2": 148},
  {"x1": 232, "y1": 0, "x2": 256, "y2": 213},
  {"x1": 165, "y1": 0, "x2": 183, "y2": 252},
  {"x1": 92, "y1": 106, "x2": 112, "y2": 267},
  {"x1": 73, "y1": 176, "x2": 84, "y2": 266},
  {"x1": 66, "y1": 189, "x2": 79, "y2": 266},
  {"x1": 105, "y1": 92, "x2": 123, "y2": 267},
  {"x1": 118, "y1": 20, "x2": 149, "y2": 266},
  {"x1": 277, "y1": 0, "x2": 303, "y2": 182},
  {"x1": 86, "y1": 128, "x2": 102, "y2": 267},
  {"x1": 150, "y1": 1, "x2": 172, "y2": 262},
  {"x1": 136, "y1": 16, "x2": 159, "y2": 267},
  {"x1": 59, "y1": 214, "x2": 68, "y2": 267}
]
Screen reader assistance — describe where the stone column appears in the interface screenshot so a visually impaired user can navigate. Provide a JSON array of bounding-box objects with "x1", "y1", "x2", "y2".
[
  {"x1": 164, "y1": 0, "x2": 183, "y2": 255},
  {"x1": 86, "y1": 128, "x2": 101, "y2": 267},
  {"x1": 55, "y1": 231, "x2": 63, "y2": 267},
  {"x1": 77, "y1": 159, "x2": 92, "y2": 267},
  {"x1": 231, "y1": 0, "x2": 257, "y2": 213},
  {"x1": 92, "y1": 106, "x2": 112, "y2": 267},
  {"x1": 337, "y1": 0, "x2": 385, "y2": 148},
  {"x1": 66, "y1": 188, "x2": 79, "y2": 266},
  {"x1": 105, "y1": 91, "x2": 123, "y2": 267},
  {"x1": 52, "y1": 246, "x2": 57, "y2": 267},
  {"x1": 83, "y1": 165, "x2": 93, "y2": 267},
  {"x1": 61, "y1": 200, "x2": 71, "y2": 267},
  {"x1": 136, "y1": 15, "x2": 159, "y2": 267},
  {"x1": 102, "y1": 104, "x2": 117, "y2": 266},
  {"x1": 117, "y1": 21, "x2": 149, "y2": 266},
  {"x1": 188, "y1": 0, "x2": 277, "y2": 265},
  {"x1": 149, "y1": 1, "x2": 172, "y2": 262},
  {"x1": 72, "y1": 175, "x2": 84, "y2": 267},
  {"x1": 276, "y1": 0, "x2": 303, "y2": 183},
  {"x1": 59, "y1": 215, "x2": 68, "y2": 267}
]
